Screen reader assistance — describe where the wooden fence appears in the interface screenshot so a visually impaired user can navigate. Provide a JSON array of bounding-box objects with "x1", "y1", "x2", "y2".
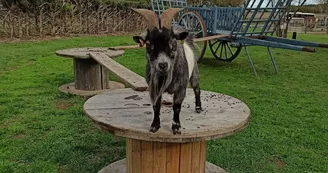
[{"x1": 0, "y1": 4, "x2": 147, "y2": 38}]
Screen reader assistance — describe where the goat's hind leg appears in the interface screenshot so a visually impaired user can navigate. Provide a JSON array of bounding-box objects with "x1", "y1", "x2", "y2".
[
  {"x1": 190, "y1": 66, "x2": 202, "y2": 113},
  {"x1": 172, "y1": 90, "x2": 186, "y2": 134},
  {"x1": 150, "y1": 96, "x2": 162, "y2": 133}
]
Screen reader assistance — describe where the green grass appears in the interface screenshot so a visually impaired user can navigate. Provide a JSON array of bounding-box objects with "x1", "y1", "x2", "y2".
[{"x1": 0, "y1": 34, "x2": 327, "y2": 173}]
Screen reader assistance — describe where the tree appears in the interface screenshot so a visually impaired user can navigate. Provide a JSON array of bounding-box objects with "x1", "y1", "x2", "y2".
[{"x1": 319, "y1": 0, "x2": 328, "y2": 33}]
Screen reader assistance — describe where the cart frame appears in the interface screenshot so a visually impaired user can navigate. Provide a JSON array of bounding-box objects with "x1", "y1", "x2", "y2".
[{"x1": 148, "y1": 0, "x2": 328, "y2": 75}]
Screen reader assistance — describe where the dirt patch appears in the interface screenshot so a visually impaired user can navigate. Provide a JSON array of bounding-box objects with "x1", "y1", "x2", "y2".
[
  {"x1": 271, "y1": 156, "x2": 285, "y2": 169},
  {"x1": 0, "y1": 33, "x2": 135, "y2": 43},
  {"x1": 54, "y1": 100, "x2": 73, "y2": 110},
  {"x1": 14, "y1": 134, "x2": 25, "y2": 139}
]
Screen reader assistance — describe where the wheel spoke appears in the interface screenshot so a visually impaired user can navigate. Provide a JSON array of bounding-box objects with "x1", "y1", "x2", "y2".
[
  {"x1": 178, "y1": 11, "x2": 207, "y2": 61},
  {"x1": 182, "y1": 18, "x2": 188, "y2": 28},
  {"x1": 227, "y1": 43, "x2": 234, "y2": 56},
  {"x1": 194, "y1": 30, "x2": 203, "y2": 37},
  {"x1": 224, "y1": 43, "x2": 228, "y2": 60},
  {"x1": 192, "y1": 16, "x2": 196, "y2": 28},
  {"x1": 215, "y1": 42, "x2": 222, "y2": 54},
  {"x1": 188, "y1": 16, "x2": 192, "y2": 29},
  {"x1": 195, "y1": 23, "x2": 201, "y2": 31},
  {"x1": 186, "y1": 17, "x2": 190, "y2": 29},
  {"x1": 194, "y1": 42, "x2": 202, "y2": 52},
  {"x1": 211, "y1": 40, "x2": 220, "y2": 46},
  {"x1": 188, "y1": 17, "x2": 192, "y2": 29},
  {"x1": 220, "y1": 42, "x2": 224, "y2": 58},
  {"x1": 195, "y1": 20, "x2": 201, "y2": 28}
]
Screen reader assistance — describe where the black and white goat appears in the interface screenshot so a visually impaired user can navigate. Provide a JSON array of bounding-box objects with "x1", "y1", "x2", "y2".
[{"x1": 133, "y1": 8, "x2": 202, "y2": 134}]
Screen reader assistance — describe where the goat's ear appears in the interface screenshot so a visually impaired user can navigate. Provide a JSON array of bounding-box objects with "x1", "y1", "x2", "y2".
[
  {"x1": 171, "y1": 25, "x2": 189, "y2": 40},
  {"x1": 174, "y1": 31, "x2": 189, "y2": 40},
  {"x1": 133, "y1": 31, "x2": 148, "y2": 47},
  {"x1": 133, "y1": 36, "x2": 146, "y2": 47}
]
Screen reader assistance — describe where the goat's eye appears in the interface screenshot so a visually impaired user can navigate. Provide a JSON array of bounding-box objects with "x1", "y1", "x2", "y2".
[
  {"x1": 171, "y1": 41, "x2": 177, "y2": 52},
  {"x1": 146, "y1": 43, "x2": 154, "y2": 53}
]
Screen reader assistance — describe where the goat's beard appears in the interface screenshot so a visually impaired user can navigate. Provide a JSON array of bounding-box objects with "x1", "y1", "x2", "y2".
[{"x1": 149, "y1": 68, "x2": 173, "y2": 105}]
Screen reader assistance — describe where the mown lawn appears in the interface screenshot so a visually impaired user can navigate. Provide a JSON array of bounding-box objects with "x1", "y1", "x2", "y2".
[{"x1": 0, "y1": 33, "x2": 327, "y2": 173}]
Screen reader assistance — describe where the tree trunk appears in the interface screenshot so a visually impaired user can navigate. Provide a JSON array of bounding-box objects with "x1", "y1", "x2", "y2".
[
  {"x1": 18, "y1": 13, "x2": 23, "y2": 37},
  {"x1": 51, "y1": 11, "x2": 55, "y2": 35},
  {"x1": 79, "y1": 11, "x2": 83, "y2": 33},
  {"x1": 96, "y1": 11, "x2": 99, "y2": 34},
  {"x1": 39, "y1": 10, "x2": 43, "y2": 36},
  {"x1": 326, "y1": 16, "x2": 328, "y2": 34},
  {"x1": 25, "y1": 15, "x2": 29, "y2": 36}
]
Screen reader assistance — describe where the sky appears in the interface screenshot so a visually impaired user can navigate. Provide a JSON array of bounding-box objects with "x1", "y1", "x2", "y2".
[
  {"x1": 304, "y1": 0, "x2": 319, "y2": 4},
  {"x1": 252, "y1": 0, "x2": 320, "y2": 7}
]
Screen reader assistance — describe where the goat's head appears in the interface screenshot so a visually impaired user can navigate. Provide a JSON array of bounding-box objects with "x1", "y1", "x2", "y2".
[{"x1": 132, "y1": 8, "x2": 189, "y2": 76}]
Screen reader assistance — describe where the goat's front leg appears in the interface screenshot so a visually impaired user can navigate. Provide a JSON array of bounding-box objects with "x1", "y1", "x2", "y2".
[
  {"x1": 150, "y1": 96, "x2": 161, "y2": 133},
  {"x1": 190, "y1": 66, "x2": 202, "y2": 113},
  {"x1": 172, "y1": 90, "x2": 186, "y2": 134}
]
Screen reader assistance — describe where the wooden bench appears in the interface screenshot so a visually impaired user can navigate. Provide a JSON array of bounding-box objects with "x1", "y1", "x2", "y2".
[{"x1": 90, "y1": 52, "x2": 148, "y2": 91}]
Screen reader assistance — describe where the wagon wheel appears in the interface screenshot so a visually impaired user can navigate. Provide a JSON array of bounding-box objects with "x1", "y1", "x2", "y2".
[
  {"x1": 178, "y1": 11, "x2": 207, "y2": 61},
  {"x1": 208, "y1": 39, "x2": 242, "y2": 62}
]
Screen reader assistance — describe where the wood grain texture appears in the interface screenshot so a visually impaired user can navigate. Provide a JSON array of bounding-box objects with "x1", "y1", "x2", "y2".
[
  {"x1": 194, "y1": 34, "x2": 228, "y2": 42},
  {"x1": 56, "y1": 47, "x2": 124, "y2": 59},
  {"x1": 153, "y1": 142, "x2": 166, "y2": 173},
  {"x1": 74, "y1": 58, "x2": 108, "y2": 90},
  {"x1": 101, "y1": 67, "x2": 109, "y2": 89},
  {"x1": 200, "y1": 142, "x2": 207, "y2": 173},
  {"x1": 192, "y1": 142, "x2": 201, "y2": 173},
  {"x1": 89, "y1": 53, "x2": 148, "y2": 91},
  {"x1": 131, "y1": 140, "x2": 141, "y2": 173},
  {"x1": 58, "y1": 82, "x2": 124, "y2": 97},
  {"x1": 109, "y1": 45, "x2": 141, "y2": 50},
  {"x1": 126, "y1": 138, "x2": 133, "y2": 173},
  {"x1": 180, "y1": 142, "x2": 192, "y2": 173},
  {"x1": 141, "y1": 141, "x2": 153, "y2": 173},
  {"x1": 125, "y1": 139, "x2": 209, "y2": 173},
  {"x1": 84, "y1": 88, "x2": 251, "y2": 143},
  {"x1": 166, "y1": 143, "x2": 180, "y2": 173}
]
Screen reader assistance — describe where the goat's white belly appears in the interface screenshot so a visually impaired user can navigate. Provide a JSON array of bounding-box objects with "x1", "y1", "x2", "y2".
[{"x1": 183, "y1": 42, "x2": 195, "y2": 79}]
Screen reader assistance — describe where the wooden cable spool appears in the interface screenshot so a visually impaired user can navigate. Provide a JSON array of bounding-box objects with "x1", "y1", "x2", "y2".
[
  {"x1": 56, "y1": 48, "x2": 126, "y2": 96},
  {"x1": 84, "y1": 88, "x2": 251, "y2": 173}
]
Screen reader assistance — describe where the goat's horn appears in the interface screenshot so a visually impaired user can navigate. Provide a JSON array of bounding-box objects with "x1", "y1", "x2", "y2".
[
  {"x1": 132, "y1": 8, "x2": 159, "y2": 29},
  {"x1": 160, "y1": 8, "x2": 183, "y2": 29}
]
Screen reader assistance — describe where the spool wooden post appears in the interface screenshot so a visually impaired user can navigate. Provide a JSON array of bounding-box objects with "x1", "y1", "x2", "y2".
[
  {"x1": 84, "y1": 89, "x2": 251, "y2": 173},
  {"x1": 74, "y1": 58, "x2": 109, "y2": 90},
  {"x1": 126, "y1": 139, "x2": 206, "y2": 173},
  {"x1": 56, "y1": 48, "x2": 125, "y2": 96}
]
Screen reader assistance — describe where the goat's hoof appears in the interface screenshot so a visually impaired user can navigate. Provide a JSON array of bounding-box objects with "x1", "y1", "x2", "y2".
[
  {"x1": 149, "y1": 125, "x2": 160, "y2": 133},
  {"x1": 171, "y1": 122, "x2": 181, "y2": 135},
  {"x1": 195, "y1": 106, "x2": 202, "y2": 113}
]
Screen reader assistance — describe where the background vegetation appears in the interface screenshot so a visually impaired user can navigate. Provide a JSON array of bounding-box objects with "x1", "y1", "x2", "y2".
[{"x1": 1, "y1": 0, "x2": 326, "y2": 39}]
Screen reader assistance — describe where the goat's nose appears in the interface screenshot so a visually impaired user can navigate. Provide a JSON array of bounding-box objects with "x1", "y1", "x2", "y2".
[{"x1": 158, "y1": 62, "x2": 168, "y2": 70}]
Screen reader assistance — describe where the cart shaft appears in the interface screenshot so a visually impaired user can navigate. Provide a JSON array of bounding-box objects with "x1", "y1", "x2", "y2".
[
  {"x1": 237, "y1": 37, "x2": 316, "y2": 52},
  {"x1": 249, "y1": 35, "x2": 328, "y2": 48}
]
